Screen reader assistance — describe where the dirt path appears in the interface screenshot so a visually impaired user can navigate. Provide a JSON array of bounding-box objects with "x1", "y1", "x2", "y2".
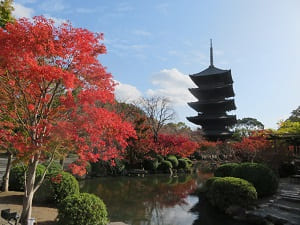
[{"x1": 0, "y1": 191, "x2": 57, "y2": 225}]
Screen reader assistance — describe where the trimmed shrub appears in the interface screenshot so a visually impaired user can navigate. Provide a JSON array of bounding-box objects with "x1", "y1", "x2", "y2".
[
  {"x1": 205, "y1": 177, "x2": 222, "y2": 190},
  {"x1": 158, "y1": 160, "x2": 173, "y2": 172},
  {"x1": 183, "y1": 158, "x2": 193, "y2": 167},
  {"x1": 156, "y1": 155, "x2": 164, "y2": 162},
  {"x1": 36, "y1": 171, "x2": 79, "y2": 203},
  {"x1": 167, "y1": 155, "x2": 179, "y2": 168},
  {"x1": 207, "y1": 177, "x2": 257, "y2": 211},
  {"x1": 9, "y1": 164, "x2": 46, "y2": 191},
  {"x1": 214, "y1": 163, "x2": 239, "y2": 177},
  {"x1": 50, "y1": 171, "x2": 79, "y2": 203},
  {"x1": 232, "y1": 163, "x2": 278, "y2": 197},
  {"x1": 178, "y1": 158, "x2": 189, "y2": 169},
  {"x1": 42, "y1": 161, "x2": 63, "y2": 174},
  {"x1": 143, "y1": 159, "x2": 159, "y2": 171},
  {"x1": 57, "y1": 193, "x2": 108, "y2": 225}
]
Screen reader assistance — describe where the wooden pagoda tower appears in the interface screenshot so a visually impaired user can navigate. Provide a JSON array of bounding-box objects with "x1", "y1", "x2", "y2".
[{"x1": 187, "y1": 40, "x2": 237, "y2": 140}]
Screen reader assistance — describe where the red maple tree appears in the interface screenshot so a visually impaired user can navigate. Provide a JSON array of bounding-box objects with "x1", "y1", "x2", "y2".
[
  {"x1": 153, "y1": 133, "x2": 198, "y2": 157},
  {"x1": 0, "y1": 17, "x2": 135, "y2": 223},
  {"x1": 231, "y1": 130, "x2": 271, "y2": 162}
]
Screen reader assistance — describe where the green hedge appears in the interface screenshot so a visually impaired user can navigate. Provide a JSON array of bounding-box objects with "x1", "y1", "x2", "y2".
[
  {"x1": 232, "y1": 163, "x2": 278, "y2": 197},
  {"x1": 183, "y1": 158, "x2": 192, "y2": 167},
  {"x1": 178, "y1": 159, "x2": 188, "y2": 169},
  {"x1": 204, "y1": 177, "x2": 221, "y2": 191},
  {"x1": 35, "y1": 171, "x2": 79, "y2": 203},
  {"x1": 158, "y1": 160, "x2": 173, "y2": 172},
  {"x1": 42, "y1": 161, "x2": 63, "y2": 174},
  {"x1": 9, "y1": 164, "x2": 46, "y2": 191},
  {"x1": 156, "y1": 155, "x2": 164, "y2": 162},
  {"x1": 57, "y1": 193, "x2": 108, "y2": 225},
  {"x1": 207, "y1": 177, "x2": 257, "y2": 211},
  {"x1": 143, "y1": 158, "x2": 159, "y2": 171},
  {"x1": 167, "y1": 155, "x2": 179, "y2": 168},
  {"x1": 214, "y1": 163, "x2": 239, "y2": 177}
]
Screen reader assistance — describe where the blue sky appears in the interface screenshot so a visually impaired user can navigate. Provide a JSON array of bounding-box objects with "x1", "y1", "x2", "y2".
[{"x1": 13, "y1": 0, "x2": 300, "y2": 129}]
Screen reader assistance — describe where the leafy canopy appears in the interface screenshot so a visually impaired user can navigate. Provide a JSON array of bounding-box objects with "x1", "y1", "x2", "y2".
[{"x1": 0, "y1": 17, "x2": 136, "y2": 175}]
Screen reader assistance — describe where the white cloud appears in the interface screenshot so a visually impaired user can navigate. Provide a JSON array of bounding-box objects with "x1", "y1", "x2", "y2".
[
  {"x1": 146, "y1": 68, "x2": 197, "y2": 106},
  {"x1": 39, "y1": 0, "x2": 67, "y2": 12},
  {"x1": 13, "y1": 3, "x2": 34, "y2": 18},
  {"x1": 114, "y1": 81, "x2": 142, "y2": 102},
  {"x1": 44, "y1": 14, "x2": 67, "y2": 25}
]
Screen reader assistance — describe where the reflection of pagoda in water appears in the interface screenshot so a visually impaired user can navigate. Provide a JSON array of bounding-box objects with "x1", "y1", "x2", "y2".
[{"x1": 187, "y1": 40, "x2": 237, "y2": 141}]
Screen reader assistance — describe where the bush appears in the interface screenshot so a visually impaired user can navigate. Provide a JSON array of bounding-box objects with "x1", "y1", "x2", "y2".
[
  {"x1": 9, "y1": 164, "x2": 46, "y2": 191},
  {"x1": 178, "y1": 158, "x2": 189, "y2": 169},
  {"x1": 183, "y1": 157, "x2": 193, "y2": 167},
  {"x1": 158, "y1": 160, "x2": 173, "y2": 172},
  {"x1": 57, "y1": 193, "x2": 108, "y2": 225},
  {"x1": 205, "y1": 177, "x2": 222, "y2": 190},
  {"x1": 207, "y1": 177, "x2": 257, "y2": 211},
  {"x1": 143, "y1": 159, "x2": 159, "y2": 171},
  {"x1": 232, "y1": 163, "x2": 278, "y2": 197},
  {"x1": 156, "y1": 155, "x2": 164, "y2": 162},
  {"x1": 36, "y1": 171, "x2": 79, "y2": 203},
  {"x1": 50, "y1": 171, "x2": 79, "y2": 203},
  {"x1": 214, "y1": 163, "x2": 239, "y2": 177},
  {"x1": 42, "y1": 161, "x2": 63, "y2": 174},
  {"x1": 167, "y1": 155, "x2": 179, "y2": 168}
]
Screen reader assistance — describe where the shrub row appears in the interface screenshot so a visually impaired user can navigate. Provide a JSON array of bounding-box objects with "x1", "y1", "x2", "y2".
[
  {"x1": 143, "y1": 155, "x2": 192, "y2": 173},
  {"x1": 214, "y1": 162, "x2": 278, "y2": 197}
]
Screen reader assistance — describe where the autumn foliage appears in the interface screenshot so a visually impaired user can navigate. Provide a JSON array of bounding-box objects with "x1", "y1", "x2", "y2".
[
  {"x1": 0, "y1": 16, "x2": 136, "y2": 175},
  {"x1": 153, "y1": 133, "x2": 198, "y2": 157}
]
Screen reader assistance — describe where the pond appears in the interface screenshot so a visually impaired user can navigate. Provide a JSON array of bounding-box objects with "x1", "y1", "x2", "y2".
[{"x1": 80, "y1": 173, "x2": 245, "y2": 225}]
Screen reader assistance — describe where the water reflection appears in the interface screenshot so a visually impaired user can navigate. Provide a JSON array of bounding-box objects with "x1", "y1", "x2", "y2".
[{"x1": 80, "y1": 174, "x2": 200, "y2": 225}]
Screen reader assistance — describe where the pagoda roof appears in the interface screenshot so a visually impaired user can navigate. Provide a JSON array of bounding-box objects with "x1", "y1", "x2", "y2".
[
  {"x1": 189, "y1": 83, "x2": 233, "y2": 91},
  {"x1": 188, "y1": 99, "x2": 236, "y2": 112},
  {"x1": 189, "y1": 85, "x2": 235, "y2": 99},
  {"x1": 186, "y1": 115, "x2": 236, "y2": 126},
  {"x1": 190, "y1": 65, "x2": 230, "y2": 77},
  {"x1": 203, "y1": 130, "x2": 233, "y2": 136}
]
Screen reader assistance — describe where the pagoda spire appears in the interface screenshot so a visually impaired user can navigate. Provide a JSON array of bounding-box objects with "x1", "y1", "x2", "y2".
[{"x1": 210, "y1": 39, "x2": 214, "y2": 67}]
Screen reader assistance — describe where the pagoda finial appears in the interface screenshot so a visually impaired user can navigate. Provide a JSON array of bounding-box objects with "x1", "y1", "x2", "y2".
[{"x1": 210, "y1": 39, "x2": 214, "y2": 67}]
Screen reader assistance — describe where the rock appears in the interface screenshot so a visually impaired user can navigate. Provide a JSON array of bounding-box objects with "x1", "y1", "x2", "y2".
[
  {"x1": 265, "y1": 215, "x2": 288, "y2": 225},
  {"x1": 225, "y1": 205, "x2": 245, "y2": 217},
  {"x1": 244, "y1": 212, "x2": 267, "y2": 225}
]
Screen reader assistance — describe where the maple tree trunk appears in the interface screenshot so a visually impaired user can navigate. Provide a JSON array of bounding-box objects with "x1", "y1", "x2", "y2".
[
  {"x1": 2, "y1": 151, "x2": 12, "y2": 192},
  {"x1": 20, "y1": 159, "x2": 38, "y2": 225}
]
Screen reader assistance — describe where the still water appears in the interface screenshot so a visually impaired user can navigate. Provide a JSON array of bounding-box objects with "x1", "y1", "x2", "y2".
[{"x1": 80, "y1": 173, "x2": 244, "y2": 225}]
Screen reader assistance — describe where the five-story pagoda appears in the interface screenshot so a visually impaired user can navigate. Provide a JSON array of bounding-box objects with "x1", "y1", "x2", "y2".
[{"x1": 187, "y1": 40, "x2": 237, "y2": 140}]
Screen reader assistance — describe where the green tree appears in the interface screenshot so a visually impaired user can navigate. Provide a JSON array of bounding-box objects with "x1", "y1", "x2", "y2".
[
  {"x1": 232, "y1": 117, "x2": 264, "y2": 140},
  {"x1": 288, "y1": 106, "x2": 300, "y2": 122},
  {"x1": 0, "y1": 0, "x2": 15, "y2": 28},
  {"x1": 277, "y1": 120, "x2": 300, "y2": 135}
]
